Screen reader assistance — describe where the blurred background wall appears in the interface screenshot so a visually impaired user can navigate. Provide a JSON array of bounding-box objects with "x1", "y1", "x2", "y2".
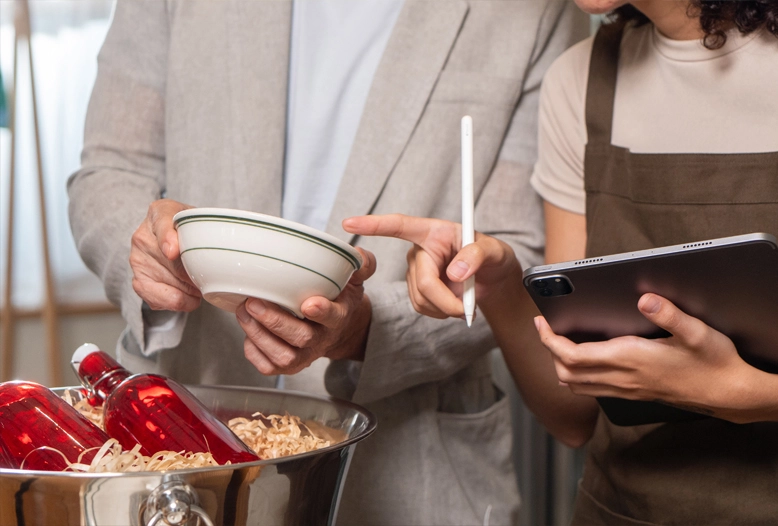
[{"x1": 0, "y1": 0, "x2": 124, "y2": 389}]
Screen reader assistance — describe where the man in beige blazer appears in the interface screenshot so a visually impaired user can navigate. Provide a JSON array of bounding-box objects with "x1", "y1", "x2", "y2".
[{"x1": 68, "y1": 1, "x2": 586, "y2": 524}]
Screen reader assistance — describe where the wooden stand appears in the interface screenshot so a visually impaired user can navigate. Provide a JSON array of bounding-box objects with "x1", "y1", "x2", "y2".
[
  {"x1": 1, "y1": 0, "x2": 61, "y2": 383},
  {"x1": 1, "y1": 1, "x2": 120, "y2": 383}
]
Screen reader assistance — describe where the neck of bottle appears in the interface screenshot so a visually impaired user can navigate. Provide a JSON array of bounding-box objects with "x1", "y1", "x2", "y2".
[{"x1": 75, "y1": 350, "x2": 132, "y2": 402}]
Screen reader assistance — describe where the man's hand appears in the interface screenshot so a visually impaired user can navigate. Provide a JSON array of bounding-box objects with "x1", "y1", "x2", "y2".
[
  {"x1": 236, "y1": 248, "x2": 377, "y2": 375},
  {"x1": 130, "y1": 199, "x2": 202, "y2": 312}
]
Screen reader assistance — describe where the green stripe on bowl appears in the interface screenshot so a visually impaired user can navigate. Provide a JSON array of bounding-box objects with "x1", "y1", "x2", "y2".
[
  {"x1": 180, "y1": 246, "x2": 344, "y2": 292},
  {"x1": 175, "y1": 215, "x2": 360, "y2": 270}
]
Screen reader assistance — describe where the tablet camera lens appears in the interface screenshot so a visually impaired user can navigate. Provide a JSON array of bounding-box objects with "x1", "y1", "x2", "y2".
[
  {"x1": 533, "y1": 280, "x2": 547, "y2": 289},
  {"x1": 539, "y1": 288, "x2": 553, "y2": 297}
]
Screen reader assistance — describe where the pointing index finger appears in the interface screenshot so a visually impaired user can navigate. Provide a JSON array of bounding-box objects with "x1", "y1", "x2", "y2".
[{"x1": 343, "y1": 214, "x2": 434, "y2": 246}]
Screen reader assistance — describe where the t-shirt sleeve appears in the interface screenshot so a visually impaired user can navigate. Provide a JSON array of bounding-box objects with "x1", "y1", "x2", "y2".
[{"x1": 530, "y1": 37, "x2": 593, "y2": 216}]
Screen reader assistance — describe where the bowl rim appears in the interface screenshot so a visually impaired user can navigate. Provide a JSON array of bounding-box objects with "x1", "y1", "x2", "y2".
[{"x1": 173, "y1": 208, "x2": 362, "y2": 270}]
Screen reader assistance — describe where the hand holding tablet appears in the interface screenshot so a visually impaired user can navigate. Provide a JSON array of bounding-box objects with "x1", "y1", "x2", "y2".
[{"x1": 524, "y1": 232, "x2": 778, "y2": 425}]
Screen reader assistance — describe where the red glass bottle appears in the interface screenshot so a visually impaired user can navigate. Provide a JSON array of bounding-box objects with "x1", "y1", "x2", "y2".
[
  {"x1": 0, "y1": 381, "x2": 110, "y2": 471},
  {"x1": 71, "y1": 343, "x2": 259, "y2": 464}
]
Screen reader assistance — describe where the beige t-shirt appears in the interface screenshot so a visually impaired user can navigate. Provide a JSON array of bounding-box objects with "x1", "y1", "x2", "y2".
[{"x1": 531, "y1": 24, "x2": 778, "y2": 215}]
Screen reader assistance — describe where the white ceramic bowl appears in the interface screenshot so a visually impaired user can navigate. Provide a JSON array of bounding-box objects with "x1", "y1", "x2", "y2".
[{"x1": 174, "y1": 208, "x2": 362, "y2": 316}]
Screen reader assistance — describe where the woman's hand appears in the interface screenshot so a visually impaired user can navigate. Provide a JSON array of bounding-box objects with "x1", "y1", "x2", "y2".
[
  {"x1": 536, "y1": 292, "x2": 778, "y2": 423},
  {"x1": 342, "y1": 214, "x2": 521, "y2": 320},
  {"x1": 129, "y1": 199, "x2": 202, "y2": 312},
  {"x1": 345, "y1": 213, "x2": 601, "y2": 445}
]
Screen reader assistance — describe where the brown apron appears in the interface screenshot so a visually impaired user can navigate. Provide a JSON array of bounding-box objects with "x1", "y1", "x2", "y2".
[{"x1": 571, "y1": 23, "x2": 778, "y2": 525}]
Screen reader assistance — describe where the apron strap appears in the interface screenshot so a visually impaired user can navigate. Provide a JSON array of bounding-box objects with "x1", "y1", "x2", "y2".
[{"x1": 585, "y1": 22, "x2": 625, "y2": 145}]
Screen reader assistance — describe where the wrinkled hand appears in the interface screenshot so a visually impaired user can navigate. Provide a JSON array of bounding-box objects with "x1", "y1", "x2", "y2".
[
  {"x1": 130, "y1": 199, "x2": 201, "y2": 312},
  {"x1": 536, "y1": 293, "x2": 770, "y2": 423},
  {"x1": 342, "y1": 214, "x2": 520, "y2": 320},
  {"x1": 236, "y1": 248, "x2": 377, "y2": 375}
]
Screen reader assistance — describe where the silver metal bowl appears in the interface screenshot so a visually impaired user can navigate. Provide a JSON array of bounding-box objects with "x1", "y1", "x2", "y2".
[{"x1": 0, "y1": 385, "x2": 376, "y2": 526}]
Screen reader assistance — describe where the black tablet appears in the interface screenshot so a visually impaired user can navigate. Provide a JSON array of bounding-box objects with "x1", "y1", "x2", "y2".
[{"x1": 523, "y1": 232, "x2": 778, "y2": 426}]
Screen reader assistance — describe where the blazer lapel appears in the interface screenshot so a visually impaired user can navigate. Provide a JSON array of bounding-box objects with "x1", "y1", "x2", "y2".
[
  {"x1": 226, "y1": 0, "x2": 292, "y2": 216},
  {"x1": 326, "y1": 0, "x2": 469, "y2": 242}
]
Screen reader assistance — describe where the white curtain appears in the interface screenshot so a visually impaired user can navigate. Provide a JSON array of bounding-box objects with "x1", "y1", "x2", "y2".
[{"x1": 0, "y1": 0, "x2": 113, "y2": 309}]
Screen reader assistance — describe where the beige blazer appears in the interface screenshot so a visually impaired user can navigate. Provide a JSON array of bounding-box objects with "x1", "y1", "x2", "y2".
[{"x1": 68, "y1": 1, "x2": 587, "y2": 524}]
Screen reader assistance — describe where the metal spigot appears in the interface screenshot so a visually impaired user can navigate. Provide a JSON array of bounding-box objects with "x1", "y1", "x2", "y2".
[{"x1": 141, "y1": 480, "x2": 214, "y2": 526}]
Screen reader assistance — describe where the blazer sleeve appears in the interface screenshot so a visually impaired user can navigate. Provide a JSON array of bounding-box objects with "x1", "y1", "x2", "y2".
[
  {"x1": 67, "y1": 0, "x2": 171, "y2": 354},
  {"x1": 482, "y1": 0, "x2": 589, "y2": 266},
  {"x1": 342, "y1": 1, "x2": 589, "y2": 405}
]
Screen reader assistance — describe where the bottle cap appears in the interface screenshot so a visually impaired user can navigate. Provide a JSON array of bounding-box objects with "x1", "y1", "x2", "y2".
[
  {"x1": 71, "y1": 343, "x2": 100, "y2": 374},
  {"x1": 71, "y1": 343, "x2": 129, "y2": 402}
]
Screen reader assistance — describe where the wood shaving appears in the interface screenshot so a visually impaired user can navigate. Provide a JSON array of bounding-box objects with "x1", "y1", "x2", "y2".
[
  {"x1": 228, "y1": 412, "x2": 331, "y2": 459},
  {"x1": 66, "y1": 439, "x2": 221, "y2": 473},
  {"x1": 59, "y1": 391, "x2": 334, "y2": 473}
]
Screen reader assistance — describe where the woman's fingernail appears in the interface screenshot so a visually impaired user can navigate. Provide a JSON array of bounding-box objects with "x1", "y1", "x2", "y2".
[
  {"x1": 450, "y1": 260, "x2": 470, "y2": 279},
  {"x1": 162, "y1": 242, "x2": 171, "y2": 257},
  {"x1": 236, "y1": 305, "x2": 250, "y2": 323},
  {"x1": 534, "y1": 316, "x2": 541, "y2": 331},
  {"x1": 305, "y1": 305, "x2": 322, "y2": 318},
  {"x1": 641, "y1": 295, "x2": 661, "y2": 314}
]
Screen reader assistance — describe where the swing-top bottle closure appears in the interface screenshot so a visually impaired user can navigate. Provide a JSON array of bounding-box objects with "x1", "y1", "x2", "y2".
[{"x1": 71, "y1": 343, "x2": 132, "y2": 402}]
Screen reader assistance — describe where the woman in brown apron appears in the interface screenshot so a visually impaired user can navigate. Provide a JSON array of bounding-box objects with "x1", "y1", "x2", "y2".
[
  {"x1": 566, "y1": 13, "x2": 778, "y2": 525},
  {"x1": 344, "y1": 0, "x2": 778, "y2": 523}
]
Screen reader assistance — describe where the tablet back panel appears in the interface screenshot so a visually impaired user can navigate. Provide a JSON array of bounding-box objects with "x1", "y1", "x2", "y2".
[{"x1": 523, "y1": 233, "x2": 778, "y2": 426}]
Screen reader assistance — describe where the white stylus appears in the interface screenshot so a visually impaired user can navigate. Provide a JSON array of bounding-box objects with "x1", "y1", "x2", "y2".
[{"x1": 461, "y1": 116, "x2": 475, "y2": 327}]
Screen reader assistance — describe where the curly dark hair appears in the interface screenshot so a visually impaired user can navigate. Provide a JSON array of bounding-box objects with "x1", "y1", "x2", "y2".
[{"x1": 610, "y1": 1, "x2": 778, "y2": 49}]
